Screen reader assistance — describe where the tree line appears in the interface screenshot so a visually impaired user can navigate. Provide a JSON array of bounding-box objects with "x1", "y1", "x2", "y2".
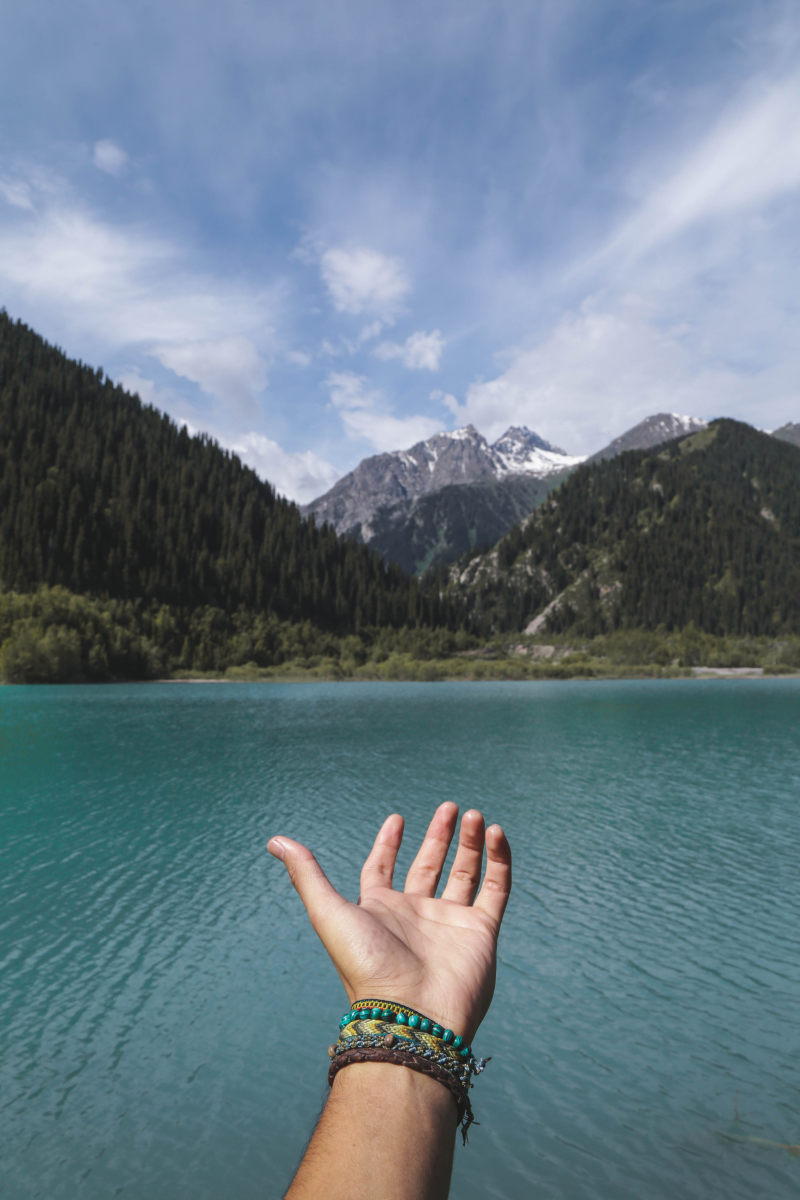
[{"x1": 0, "y1": 311, "x2": 460, "y2": 636}]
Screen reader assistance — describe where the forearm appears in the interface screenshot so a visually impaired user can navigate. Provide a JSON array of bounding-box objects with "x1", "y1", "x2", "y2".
[
  {"x1": 285, "y1": 1062, "x2": 457, "y2": 1200},
  {"x1": 270, "y1": 807, "x2": 512, "y2": 1200}
]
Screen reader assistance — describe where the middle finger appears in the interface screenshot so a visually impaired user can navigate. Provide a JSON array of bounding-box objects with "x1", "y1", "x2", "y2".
[{"x1": 404, "y1": 802, "x2": 459, "y2": 896}]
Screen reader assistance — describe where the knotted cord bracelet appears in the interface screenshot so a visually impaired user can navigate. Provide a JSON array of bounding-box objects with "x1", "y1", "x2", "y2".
[{"x1": 327, "y1": 1001, "x2": 490, "y2": 1143}]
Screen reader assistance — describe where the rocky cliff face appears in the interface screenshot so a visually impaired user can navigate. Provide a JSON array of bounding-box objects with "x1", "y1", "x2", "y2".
[{"x1": 304, "y1": 424, "x2": 583, "y2": 540}]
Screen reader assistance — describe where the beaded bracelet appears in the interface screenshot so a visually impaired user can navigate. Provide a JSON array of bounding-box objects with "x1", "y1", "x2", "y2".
[
  {"x1": 328, "y1": 1000, "x2": 490, "y2": 1143},
  {"x1": 339, "y1": 1000, "x2": 473, "y2": 1057}
]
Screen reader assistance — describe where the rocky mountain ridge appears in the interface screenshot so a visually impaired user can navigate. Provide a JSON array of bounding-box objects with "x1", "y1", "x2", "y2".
[
  {"x1": 304, "y1": 412, "x2": 719, "y2": 572},
  {"x1": 307, "y1": 408, "x2": 797, "y2": 579},
  {"x1": 303, "y1": 423, "x2": 583, "y2": 541}
]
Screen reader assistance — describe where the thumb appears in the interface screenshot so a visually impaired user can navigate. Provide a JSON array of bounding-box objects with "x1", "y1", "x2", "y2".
[{"x1": 268, "y1": 836, "x2": 349, "y2": 937}]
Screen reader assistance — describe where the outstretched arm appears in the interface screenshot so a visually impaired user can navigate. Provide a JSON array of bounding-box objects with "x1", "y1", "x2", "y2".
[{"x1": 268, "y1": 802, "x2": 512, "y2": 1200}]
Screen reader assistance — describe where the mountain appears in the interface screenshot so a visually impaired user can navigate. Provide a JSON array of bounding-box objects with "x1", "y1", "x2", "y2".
[
  {"x1": 366, "y1": 472, "x2": 566, "y2": 575},
  {"x1": 304, "y1": 424, "x2": 583, "y2": 574},
  {"x1": 0, "y1": 310, "x2": 438, "y2": 634},
  {"x1": 454, "y1": 420, "x2": 800, "y2": 637},
  {"x1": 490, "y1": 425, "x2": 573, "y2": 472},
  {"x1": 588, "y1": 412, "x2": 708, "y2": 462},
  {"x1": 305, "y1": 413, "x2": 721, "y2": 578},
  {"x1": 772, "y1": 421, "x2": 800, "y2": 449},
  {"x1": 303, "y1": 424, "x2": 583, "y2": 541}
]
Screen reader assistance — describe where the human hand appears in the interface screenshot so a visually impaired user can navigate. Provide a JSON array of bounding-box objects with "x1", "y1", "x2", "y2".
[{"x1": 268, "y1": 802, "x2": 511, "y2": 1042}]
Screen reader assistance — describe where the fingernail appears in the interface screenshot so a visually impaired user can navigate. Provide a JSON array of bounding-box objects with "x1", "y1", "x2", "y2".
[{"x1": 268, "y1": 837, "x2": 286, "y2": 861}]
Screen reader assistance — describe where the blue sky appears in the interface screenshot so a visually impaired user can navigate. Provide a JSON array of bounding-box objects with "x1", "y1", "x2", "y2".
[{"x1": 2, "y1": 0, "x2": 800, "y2": 500}]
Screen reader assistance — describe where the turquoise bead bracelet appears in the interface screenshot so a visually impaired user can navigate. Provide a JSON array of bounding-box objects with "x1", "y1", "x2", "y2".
[
  {"x1": 340, "y1": 999, "x2": 472, "y2": 1058},
  {"x1": 329, "y1": 1003, "x2": 491, "y2": 1143}
]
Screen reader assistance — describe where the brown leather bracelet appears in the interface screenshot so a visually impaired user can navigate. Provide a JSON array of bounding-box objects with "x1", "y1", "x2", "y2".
[{"x1": 328, "y1": 1045, "x2": 475, "y2": 1140}]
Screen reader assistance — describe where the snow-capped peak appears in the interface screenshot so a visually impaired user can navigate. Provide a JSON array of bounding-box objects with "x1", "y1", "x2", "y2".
[
  {"x1": 667, "y1": 413, "x2": 707, "y2": 433},
  {"x1": 443, "y1": 424, "x2": 481, "y2": 442},
  {"x1": 490, "y1": 425, "x2": 585, "y2": 478}
]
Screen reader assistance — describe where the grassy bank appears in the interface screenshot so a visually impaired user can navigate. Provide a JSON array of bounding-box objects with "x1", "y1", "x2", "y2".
[{"x1": 184, "y1": 629, "x2": 800, "y2": 683}]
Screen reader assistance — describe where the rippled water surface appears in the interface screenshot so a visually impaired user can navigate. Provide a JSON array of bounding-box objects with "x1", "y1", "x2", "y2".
[{"x1": 2, "y1": 680, "x2": 799, "y2": 1199}]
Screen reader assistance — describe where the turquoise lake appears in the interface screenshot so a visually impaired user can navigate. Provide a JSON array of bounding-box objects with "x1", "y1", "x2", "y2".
[{"x1": 1, "y1": 679, "x2": 798, "y2": 1198}]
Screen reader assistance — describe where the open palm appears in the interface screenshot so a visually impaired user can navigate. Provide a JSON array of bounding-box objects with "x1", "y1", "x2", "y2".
[{"x1": 269, "y1": 803, "x2": 512, "y2": 1041}]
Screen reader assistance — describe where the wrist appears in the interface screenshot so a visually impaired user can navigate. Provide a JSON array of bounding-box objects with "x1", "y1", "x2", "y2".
[
  {"x1": 330, "y1": 1004, "x2": 487, "y2": 1142},
  {"x1": 330, "y1": 1059, "x2": 458, "y2": 1124}
]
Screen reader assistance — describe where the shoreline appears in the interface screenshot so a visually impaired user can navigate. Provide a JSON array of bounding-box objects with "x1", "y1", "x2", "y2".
[
  {"x1": 6, "y1": 670, "x2": 798, "y2": 687},
  {"x1": 150, "y1": 665, "x2": 797, "y2": 685}
]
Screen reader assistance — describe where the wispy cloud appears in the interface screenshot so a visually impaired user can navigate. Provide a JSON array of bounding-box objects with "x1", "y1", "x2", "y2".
[
  {"x1": 375, "y1": 329, "x2": 443, "y2": 370},
  {"x1": 445, "y1": 299, "x2": 717, "y2": 451},
  {"x1": 319, "y1": 246, "x2": 410, "y2": 321},
  {"x1": 92, "y1": 139, "x2": 128, "y2": 177},
  {"x1": 3, "y1": 0, "x2": 800, "y2": 494},
  {"x1": 449, "y1": 64, "x2": 800, "y2": 452},
  {"x1": 153, "y1": 337, "x2": 269, "y2": 416},
  {"x1": 327, "y1": 370, "x2": 442, "y2": 451},
  {"x1": 597, "y1": 72, "x2": 800, "y2": 270},
  {"x1": 229, "y1": 432, "x2": 340, "y2": 504},
  {"x1": 115, "y1": 368, "x2": 337, "y2": 502},
  {"x1": 0, "y1": 171, "x2": 279, "y2": 414},
  {"x1": 0, "y1": 177, "x2": 34, "y2": 210}
]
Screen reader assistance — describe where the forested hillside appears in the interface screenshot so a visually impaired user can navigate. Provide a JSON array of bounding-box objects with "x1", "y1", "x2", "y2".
[
  {"x1": 2, "y1": 312, "x2": 798, "y2": 681},
  {"x1": 367, "y1": 472, "x2": 566, "y2": 575},
  {"x1": 456, "y1": 420, "x2": 800, "y2": 636},
  {"x1": 0, "y1": 312, "x2": 447, "y2": 632}
]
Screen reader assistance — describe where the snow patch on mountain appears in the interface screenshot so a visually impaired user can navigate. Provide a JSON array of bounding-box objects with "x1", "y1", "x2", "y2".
[
  {"x1": 303, "y1": 422, "x2": 580, "y2": 539},
  {"x1": 491, "y1": 426, "x2": 586, "y2": 477}
]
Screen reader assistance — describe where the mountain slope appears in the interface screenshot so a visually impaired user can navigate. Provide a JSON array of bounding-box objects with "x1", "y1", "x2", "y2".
[
  {"x1": 588, "y1": 412, "x2": 708, "y2": 462},
  {"x1": 455, "y1": 420, "x2": 800, "y2": 637},
  {"x1": 772, "y1": 421, "x2": 800, "y2": 449},
  {"x1": 0, "y1": 311, "x2": 435, "y2": 631},
  {"x1": 368, "y1": 471, "x2": 569, "y2": 575}
]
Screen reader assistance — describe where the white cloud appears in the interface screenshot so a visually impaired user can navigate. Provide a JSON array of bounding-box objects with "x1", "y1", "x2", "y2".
[
  {"x1": 319, "y1": 245, "x2": 410, "y2": 320},
  {"x1": 0, "y1": 177, "x2": 34, "y2": 210},
  {"x1": 318, "y1": 319, "x2": 386, "y2": 359},
  {"x1": 446, "y1": 69, "x2": 800, "y2": 455},
  {"x1": 153, "y1": 336, "x2": 268, "y2": 413},
  {"x1": 93, "y1": 139, "x2": 128, "y2": 177},
  {"x1": 446, "y1": 298, "x2": 722, "y2": 452},
  {"x1": 357, "y1": 320, "x2": 384, "y2": 344},
  {"x1": 0, "y1": 180, "x2": 279, "y2": 413},
  {"x1": 230, "y1": 432, "x2": 340, "y2": 503},
  {"x1": 327, "y1": 370, "x2": 442, "y2": 451},
  {"x1": 116, "y1": 368, "x2": 168, "y2": 409},
  {"x1": 115, "y1": 368, "x2": 200, "y2": 430},
  {"x1": 374, "y1": 328, "x2": 443, "y2": 370},
  {"x1": 112, "y1": 369, "x2": 335, "y2": 502}
]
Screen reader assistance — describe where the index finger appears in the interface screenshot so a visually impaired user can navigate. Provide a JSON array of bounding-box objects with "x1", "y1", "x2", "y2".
[{"x1": 359, "y1": 813, "x2": 405, "y2": 894}]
